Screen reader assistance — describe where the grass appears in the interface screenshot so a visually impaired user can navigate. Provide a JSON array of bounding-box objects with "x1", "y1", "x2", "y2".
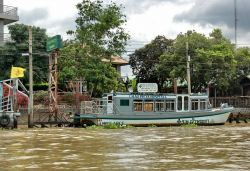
[{"x1": 86, "y1": 122, "x2": 134, "y2": 129}]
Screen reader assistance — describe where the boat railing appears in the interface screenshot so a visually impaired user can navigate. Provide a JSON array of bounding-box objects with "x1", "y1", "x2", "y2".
[
  {"x1": 1, "y1": 95, "x2": 14, "y2": 112},
  {"x1": 81, "y1": 99, "x2": 106, "y2": 115},
  {"x1": 112, "y1": 103, "x2": 121, "y2": 115},
  {"x1": 80, "y1": 98, "x2": 121, "y2": 115}
]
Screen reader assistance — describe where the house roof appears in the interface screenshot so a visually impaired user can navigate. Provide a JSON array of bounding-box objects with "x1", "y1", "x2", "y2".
[{"x1": 102, "y1": 56, "x2": 129, "y2": 66}]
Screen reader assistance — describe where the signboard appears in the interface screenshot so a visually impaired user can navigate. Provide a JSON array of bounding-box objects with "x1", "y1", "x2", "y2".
[
  {"x1": 46, "y1": 35, "x2": 62, "y2": 52},
  {"x1": 137, "y1": 83, "x2": 158, "y2": 93}
]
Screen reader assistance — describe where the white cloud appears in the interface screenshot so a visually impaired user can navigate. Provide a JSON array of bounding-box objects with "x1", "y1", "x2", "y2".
[
  {"x1": 6, "y1": 0, "x2": 81, "y2": 36},
  {"x1": 125, "y1": 1, "x2": 199, "y2": 43}
]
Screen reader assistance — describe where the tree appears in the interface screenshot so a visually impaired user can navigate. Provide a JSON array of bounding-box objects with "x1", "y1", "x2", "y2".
[
  {"x1": 129, "y1": 36, "x2": 173, "y2": 91},
  {"x1": 235, "y1": 47, "x2": 250, "y2": 78},
  {"x1": 59, "y1": 0, "x2": 129, "y2": 97},
  {"x1": 74, "y1": 0, "x2": 129, "y2": 57},
  {"x1": 158, "y1": 31, "x2": 210, "y2": 92},
  {"x1": 201, "y1": 29, "x2": 236, "y2": 95},
  {"x1": 228, "y1": 47, "x2": 250, "y2": 95},
  {"x1": 157, "y1": 29, "x2": 237, "y2": 94},
  {"x1": 0, "y1": 24, "x2": 48, "y2": 83}
]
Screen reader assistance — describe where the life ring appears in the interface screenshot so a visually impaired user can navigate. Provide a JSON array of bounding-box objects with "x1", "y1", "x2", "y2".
[{"x1": 0, "y1": 114, "x2": 11, "y2": 127}]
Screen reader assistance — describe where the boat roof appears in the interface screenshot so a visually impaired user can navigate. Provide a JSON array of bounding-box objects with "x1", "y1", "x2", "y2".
[{"x1": 103, "y1": 92, "x2": 208, "y2": 98}]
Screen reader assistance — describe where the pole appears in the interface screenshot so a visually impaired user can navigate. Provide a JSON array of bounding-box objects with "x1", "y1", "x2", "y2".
[
  {"x1": 234, "y1": 0, "x2": 237, "y2": 49},
  {"x1": 28, "y1": 26, "x2": 33, "y2": 128},
  {"x1": 0, "y1": 0, "x2": 4, "y2": 46},
  {"x1": 13, "y1": 79, "x2": 18, "y2": 112},
  {"x1": 186, "y1": 42, "x2": 191, "y2": 95}
]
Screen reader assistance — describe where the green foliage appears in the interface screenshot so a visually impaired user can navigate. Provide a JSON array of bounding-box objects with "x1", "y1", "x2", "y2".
[
  {"x1": 59, "y1": 0, "x2": 129, "y2": 97},
  {"x1": 117, "y1": 81, "x2": 126, "y2": 92},
  {"x1": 59, "y1": 44, "x2": 119, "y2": 97},
  {"x1": 235, "y1": 47, "x2": 250, "y2": 77},
  {"x1": 103, "y1": 122, "x2": 121, "y2": 129},
  {"x1": 0, "y1": 24, "x2": 48, "y2": 84},
  {"x1": 75, "y1": 0, "x2": 129, "y2": 56},
  {"x1": 86, "y1": 122, "x2": 133, "y2": 129},
  {"x1": 129, "y1": 36, "x2": 173, "y2": 91},
  {"x1": 156, "y1": 29, "x2": 239, "y2": 94},
  {"x1": 33, "y1": 83, "x2": 49, "y2": 91},
  {"x1": 131, "y1": 78, "x2": 137, "y2": 92},
  {"x1": 158, "y1": 31, "x2": 211, "y2": 92},
  {"x1": 25, "y1": 83, "x2": 48, "y2": 91}
]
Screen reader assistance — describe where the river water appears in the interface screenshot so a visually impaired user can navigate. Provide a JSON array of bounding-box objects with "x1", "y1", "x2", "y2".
[{"x1": 0, "y1": 125, "x2": 250, "y2": 171}]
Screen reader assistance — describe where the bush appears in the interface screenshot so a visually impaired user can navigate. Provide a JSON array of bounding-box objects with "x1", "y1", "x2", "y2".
[
  {"x1": 26, "y1": 83, "x2": 49, "y2": 91},
  {"x1": 34, "y1": 90, "x2": 49, "y2": 104}
]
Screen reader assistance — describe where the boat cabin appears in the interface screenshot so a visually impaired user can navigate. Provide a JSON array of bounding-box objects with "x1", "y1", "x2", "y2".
[{"x1": 102, "y1": 93, "x2": 210, "y2": 115}]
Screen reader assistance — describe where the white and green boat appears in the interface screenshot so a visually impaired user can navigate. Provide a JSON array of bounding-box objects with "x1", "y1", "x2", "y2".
[{"x1": 75, "y1": 91, "x2": 233, "y2": 126}]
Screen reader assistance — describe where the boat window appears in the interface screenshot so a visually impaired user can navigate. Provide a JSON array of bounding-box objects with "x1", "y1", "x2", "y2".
[
  {"x1": 191, "y1": 99, "x2": 199, "y2": 110},
  {"x1": 166, "y1": 100, "x2": 175, "y2": 111},
  {"x1": 134, "y1": 100, "x2": 143, "y2": 111},
  {"x1": 144, "y1": 101, "x2": 154, "y2": 112},
  {"x1": 200, "y1": 100, "x2": 207, "y2": 110},
  {"x1": 120, "y1": 99, "x2": 129, "y2": 106},
  {"x1": 155, "y1": 101, "x2": 164, "y2": 112},
  {"x1": 184, "y1": 96, "x2": 189, "y2": 111},
  {"x1": 108, "y1": 96, "x2": 112, "y2": 103},
  {"x1": 177, "y1": 96, "x2": 182, "y2": 111}
]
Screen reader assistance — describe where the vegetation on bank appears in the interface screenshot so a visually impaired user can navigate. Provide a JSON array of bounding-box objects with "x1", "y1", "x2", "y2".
[
  {"x1": 86, "y1": 123, "x2": 134, "y2": 129},
  {"x1": 180, "y1": 123, "x2": 198, "y2": 128},
  {"x1": 85, "y1": 123, "x2": 199, "y2": 129},
  {"x1": 129, "y1": 30, "x2": 250, "y2": 96}
]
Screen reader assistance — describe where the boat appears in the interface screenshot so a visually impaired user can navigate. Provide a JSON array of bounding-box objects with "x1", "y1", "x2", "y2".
[
  {"x1": 74, "y1": 45, "x2": 233, "y2": 126},
  {"x1": 74, "y1": 91, "x2": 233, "y2": 126}
]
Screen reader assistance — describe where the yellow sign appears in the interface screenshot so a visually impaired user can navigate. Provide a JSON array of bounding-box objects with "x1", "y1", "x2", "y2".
[{"x1": 10, "y1": 67, "x2": 26, "y2": 78}]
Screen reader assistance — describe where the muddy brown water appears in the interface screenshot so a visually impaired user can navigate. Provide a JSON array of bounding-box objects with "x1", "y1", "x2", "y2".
[{"x1": 0, "y1": 125, "x2": 250, "y2": 170}]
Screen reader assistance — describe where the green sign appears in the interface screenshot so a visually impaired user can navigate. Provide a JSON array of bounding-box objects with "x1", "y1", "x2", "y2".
[{"x1": 46, "y1": 35, "x2": 62, "y2": 52}]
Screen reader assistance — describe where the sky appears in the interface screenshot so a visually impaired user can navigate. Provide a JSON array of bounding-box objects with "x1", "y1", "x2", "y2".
[{"x1": 5, "y1": 0, "x2": 250, "y2": 76}]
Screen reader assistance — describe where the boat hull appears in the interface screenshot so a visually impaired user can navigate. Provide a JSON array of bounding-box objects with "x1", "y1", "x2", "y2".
[{"x1": 76, "y1": 108, "x2": 233, "y2": 126}]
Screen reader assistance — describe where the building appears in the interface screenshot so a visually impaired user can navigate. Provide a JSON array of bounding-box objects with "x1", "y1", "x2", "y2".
[
  {"x1": 0, "y1": 0, "x2": 19, "y2": 45},
  {"x1": 102, "y1": 55, "x2": 129, "y2": 75}
]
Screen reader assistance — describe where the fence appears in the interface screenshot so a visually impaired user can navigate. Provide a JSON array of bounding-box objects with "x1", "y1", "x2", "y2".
[{"x1": 210, "y1": 96, "x2": 250, "y2": 108}]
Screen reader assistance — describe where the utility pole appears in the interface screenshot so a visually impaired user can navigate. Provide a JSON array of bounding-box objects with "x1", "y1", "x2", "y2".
[
  {"x1": 186, "y1": 42, "x2": 191, "y2": 95},
  {"x1": 28, "y1": 26, "x2": 33, "y2": 128},
  {"x1": 234, "y1": 0, "x2": 237, "y2": 49}
]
